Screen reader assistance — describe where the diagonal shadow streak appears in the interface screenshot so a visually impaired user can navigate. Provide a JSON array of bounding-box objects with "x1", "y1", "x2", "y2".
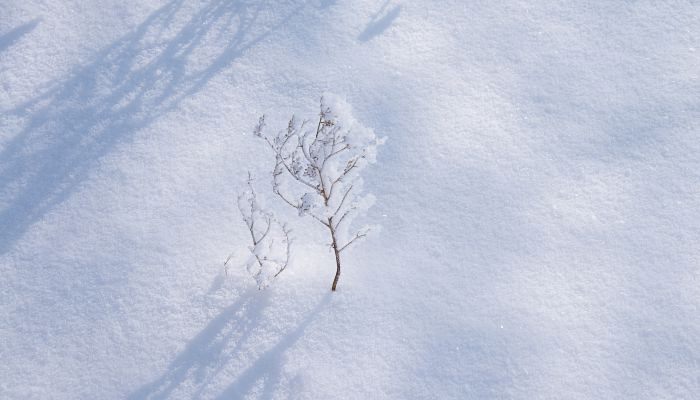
[
  {"x1": 213, "y1": 292, "x2": 331, "y2": 400},
  {"x1": 357, "y1": 1, "x2": 401, "y2": 42},
  {"x1": 128, "y1": 290, "x2": 331, "y2": 400},
  {"x1": 128, "y1": 287, "x2": 265, "y2": 400},
  {"x1": 0, "y1": 0, "x2": 303, "y2": 254},
  {"x1": 0, "y1": 19, "x2": 40, "y2": 54}
]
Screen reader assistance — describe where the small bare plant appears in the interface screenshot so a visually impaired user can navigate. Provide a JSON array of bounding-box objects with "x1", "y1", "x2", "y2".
[
  {"x1": 254, "y1": 95, "x2": 384, "y2": 291},
  {"x1": 226, "y1": 174, "x2": 291, "y2": 289}
]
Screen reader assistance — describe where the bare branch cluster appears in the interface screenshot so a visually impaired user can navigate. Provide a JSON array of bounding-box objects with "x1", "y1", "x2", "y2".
[
  {"x1": 253, "y1": 96, "x2": 384, "y2": 291},
  {"x1": 227, "y1": 174, "x2": 291, "y2": 289}
]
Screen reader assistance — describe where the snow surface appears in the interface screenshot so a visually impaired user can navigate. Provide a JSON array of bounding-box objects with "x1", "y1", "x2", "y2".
[{"x1": 2, "y1": 1, "x2": 699, "y2": 399}]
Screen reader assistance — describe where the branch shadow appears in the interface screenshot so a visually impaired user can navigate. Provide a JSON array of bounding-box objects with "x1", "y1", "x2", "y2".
[
  {"x1": 0, "y1": 19, "x2": 40, "y2": 53},
  {"x1": 128, "y1": 289, "x2": 331, "y2": 400},
  {"x1": 128, "y1": 287, "x2": 264, "y2": 400},
  {"x1": 0, "y1": 0, "x2": 302, "y2": 254},
  {"x1": 213, "y1": 293, "x2": 331, "y2": 400},
  {"x1": 357, "y1": 2, "x2": 401, "y2": 42}
]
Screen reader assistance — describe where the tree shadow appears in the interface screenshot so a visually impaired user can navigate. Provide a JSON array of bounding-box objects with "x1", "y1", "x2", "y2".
[
  {"x1": 129, "y1": 289, "x2": 331, "y2": 400},
  {"x1": 128, "y1": 287, "x2": 264, "y2": 400},
  {"x1": 212, "y1": 293, "x2": 331, "y2": 400},
  {"x1": 357, "y1": 2, "x2": 401, "y2": 42},
  {"x1": 0, "y1": 0, "x2": 302, "y2": 254},
  {"x1": 0, "y1": 19, "x2": 40, "y2": 53}
]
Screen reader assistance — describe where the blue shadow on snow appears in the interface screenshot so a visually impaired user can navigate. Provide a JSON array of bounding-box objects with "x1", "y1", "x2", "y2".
[
  {"x1": 357, "y1": 2, "x2": 401, "y2": 42},
  {"x1": 0, "y1": 19, "x2": 40, "y2": 53},
  {"x1": 0, "y1": 1, "x2": 302, "y2": 255},
  {"x1": 128, "y1": 289, "x2": 331, "y2": 399}
]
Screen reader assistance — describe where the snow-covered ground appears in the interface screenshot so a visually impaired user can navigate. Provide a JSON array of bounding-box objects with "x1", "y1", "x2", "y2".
[{"x1": 2, "y1": 1, "x2": 699, "y2": 399}]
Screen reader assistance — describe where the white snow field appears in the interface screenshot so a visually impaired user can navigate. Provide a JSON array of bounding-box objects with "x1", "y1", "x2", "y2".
[{"x1": 2, "y1": 1, "x2": 699, "y2": 398}]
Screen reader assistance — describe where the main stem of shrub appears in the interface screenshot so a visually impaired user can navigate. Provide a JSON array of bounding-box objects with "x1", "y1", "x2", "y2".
[{"x1": 328, "y1": 217, "x2": 341, "y2": 291}]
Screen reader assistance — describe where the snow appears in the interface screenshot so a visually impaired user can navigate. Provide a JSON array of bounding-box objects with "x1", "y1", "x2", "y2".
[{"x1": 2, "y1": 0, "x2": 699, "y2": 399}]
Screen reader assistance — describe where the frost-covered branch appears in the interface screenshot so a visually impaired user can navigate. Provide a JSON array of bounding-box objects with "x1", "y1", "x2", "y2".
[
  {"x1": 338, "y1": 227, "x2": 370, "y2": 253},
  {"x1": 255, "y1": 94, "x2": 385, "y2": 291},
  {"x1": 229, "y1": 174, "x2": 292, "y2": 289}
]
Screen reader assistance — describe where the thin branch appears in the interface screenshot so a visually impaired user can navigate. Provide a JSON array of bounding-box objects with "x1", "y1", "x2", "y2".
[
  {"x1": 332, "y1": 207, "x2": 355, "y2": 230},
  {"x1": 299, "y1": 130, "x2": 316, "y2": 167},
  {"x1": 333, "y1": 184, "x2": 354, "y2": 217},
  {"x1": 255, "y1": 216, "x2": 272, "y2": 244},
  {"x1": 328, "y1": 143, "x2": 350, "y2": 159},
  {"x1": 314, "y1": 115, "x2": 323, "y2": 140},
  {"x1": 273, "y1": 185, "x2": 300, "y2": 209},
  {"x1": 276, "y1": 151, "x2": 318, "y2": 191},
  {"x1": 328, "y1": 158, "x2": 358, "y2": 199},
  {"x1": 309, "y1": 212, "x2": 331, "y2": 228},
  {"x1": 273, "y1": 225, "x2": 292, "y2": 278},
  {"x1": 319, "y1": 141, "x2": 349, "y2": 184},
  {"x1": 263, "y1": 132, "x2": 318, "y2": 192},
  {"x1": 224, "y1": 251, "x2": 236, "y2": 266},
  {"x1": 338, "y1": 229, "x2": 369, "y2": 253}
]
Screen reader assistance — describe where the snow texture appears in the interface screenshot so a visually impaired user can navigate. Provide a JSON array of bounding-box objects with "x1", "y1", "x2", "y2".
[{"x1": 1, "y1": 1, "x2": 699, "y2": 399}]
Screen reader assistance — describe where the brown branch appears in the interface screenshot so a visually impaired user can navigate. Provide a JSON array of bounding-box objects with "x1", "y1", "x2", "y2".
[
  {"x1": 338, "y1": 230, "x2": 368, "y2": 253},
  {"x1": 255, "y1": 216, "x2": 272, "y2": 244},
  {"x1": 333, "y1": 184, "x2": 353, "y2": 217},
  {"x1": 273, "y1": 185, "x2": 300, "y2": 209},
  {"x1": 328, "y1": 157, "x2": 359, "y2": 199},
  {"x1": 332, "y1": 207, "x2": 355, "y2": 230},
  {"x1": 263, "y1": 132, "x2": 319, "y2": 192},
  {"x1": 273, "y1": 225, "x2": 292, "y2": 278}
]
